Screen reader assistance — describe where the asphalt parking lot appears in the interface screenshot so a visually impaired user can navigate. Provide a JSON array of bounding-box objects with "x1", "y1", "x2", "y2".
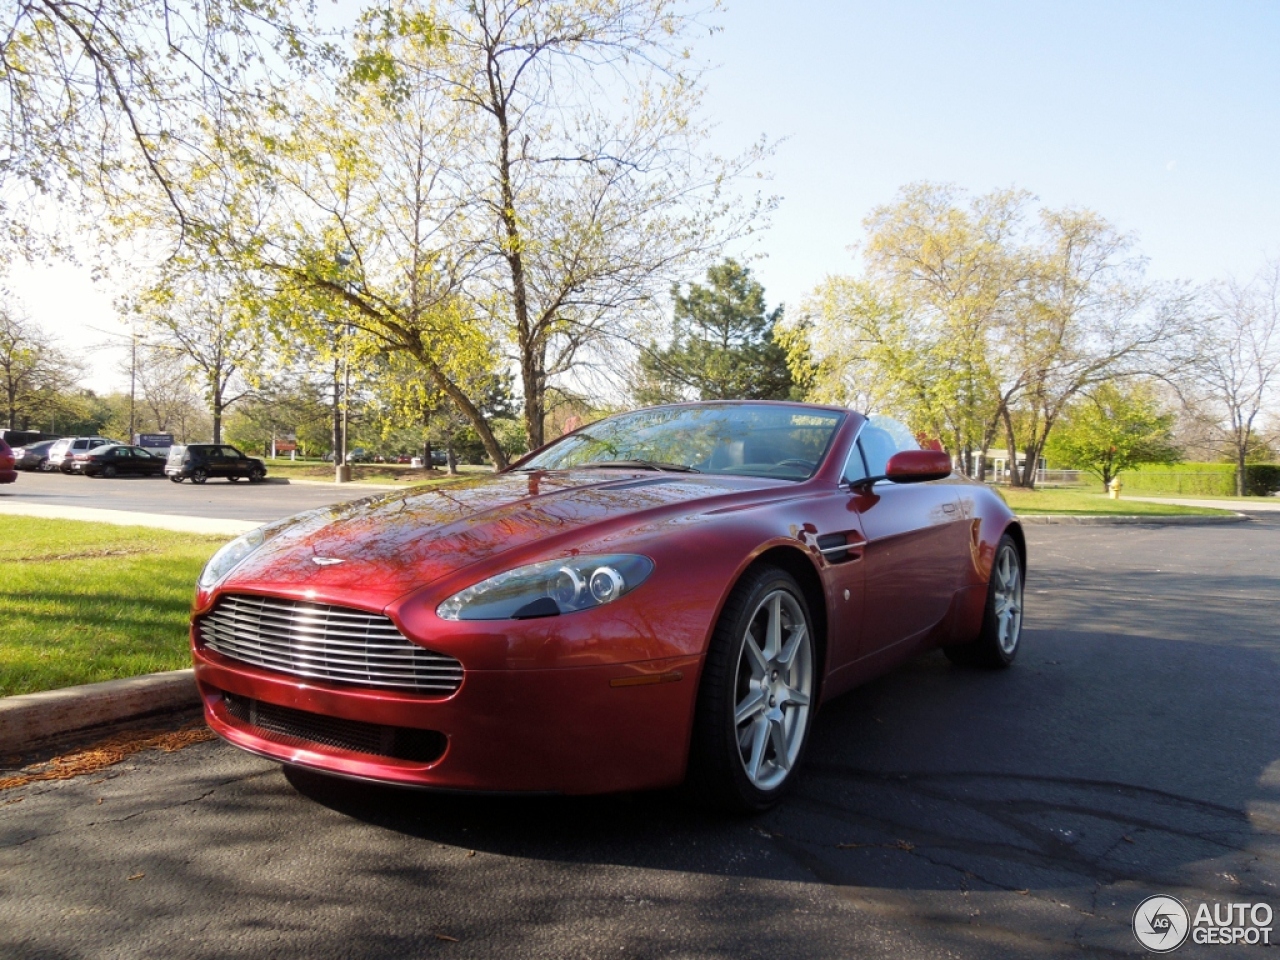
[
  {"x1": 0, "y1": 467, "x2": 395, "y2": 523},
  {"x1": 2, "y1": 516, "x2": 1278, "y2": 959}
]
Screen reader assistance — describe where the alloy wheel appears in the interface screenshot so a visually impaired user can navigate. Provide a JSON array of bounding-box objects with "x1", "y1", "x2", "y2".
[
  {"x1": 993, "y1": 544, "x2": 1023, "y2": 655},
  {"x1": 733, "y1": 589, "x2": 814, "y2": 791}
]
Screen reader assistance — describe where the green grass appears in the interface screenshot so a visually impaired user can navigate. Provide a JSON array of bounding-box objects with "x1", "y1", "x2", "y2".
[
  {"x1": 263, "y1": 458, "x2": 493, "y2": 486},
  {"x1": 0, "y1": 518, "x2": 231, "y2": 696},
  {"x1": 994, "y1": 486, "x2": 1234, "y2": 516}
]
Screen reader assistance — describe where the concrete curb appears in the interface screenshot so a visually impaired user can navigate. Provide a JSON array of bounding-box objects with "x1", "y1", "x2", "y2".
[
  {"x1": 0, "y1": 669, "x2": 201, "y2": 756},
  {"x1": 1017, "y1": 512, "x2": 1248, "y2": 525}
]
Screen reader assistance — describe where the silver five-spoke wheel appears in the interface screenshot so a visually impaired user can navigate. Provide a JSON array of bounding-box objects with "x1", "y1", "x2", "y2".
[
  {"x1": 734, "y1": 589, "x2": 814, "y2": 791},
  {"x1": 992, "y1": 542, "x2": 1022, "y2": 655},
  {"x1": 689, "y1": 566, "x2": 817, "y2": 811},
  {"x1": 944, "y1": 532, "x2": 1024, "y2": 668}
]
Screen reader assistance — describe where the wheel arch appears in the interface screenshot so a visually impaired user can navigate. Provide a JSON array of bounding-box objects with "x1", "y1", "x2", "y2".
[{"x1": 1002, "y1": 521, "x2": 1027, "y2": 577}]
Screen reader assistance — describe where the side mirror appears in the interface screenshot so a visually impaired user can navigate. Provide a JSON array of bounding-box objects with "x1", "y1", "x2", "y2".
[{"x1": 884, "y1": 450, "x2": 952, "y2": 483}]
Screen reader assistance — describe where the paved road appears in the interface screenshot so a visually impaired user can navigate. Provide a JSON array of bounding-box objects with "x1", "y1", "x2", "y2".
[
  {"x1": 0, "y1": 468, "x2": 396, "y2": 524},
  {"x1": 2, "y1": 518, "x2": 1278, "y2": 958}
]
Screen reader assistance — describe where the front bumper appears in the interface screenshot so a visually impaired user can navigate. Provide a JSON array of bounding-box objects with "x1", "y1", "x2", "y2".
[{"x1": 195, "y1": 646, "x2": 702, "y2": 794}]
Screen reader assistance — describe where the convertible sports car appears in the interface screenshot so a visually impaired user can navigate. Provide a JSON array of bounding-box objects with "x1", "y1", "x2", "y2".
[{"x1": 192, "y1": 401, "x2": 1024, "y2": 811}]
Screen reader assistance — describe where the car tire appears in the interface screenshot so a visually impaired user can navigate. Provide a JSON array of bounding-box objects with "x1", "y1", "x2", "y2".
[
  {"x1": 39, "y1": 460, "x2": 54, "y2": 472},
  {"x1": 228, "y1": 475, "x2": 241, "y2": 482},
  {"x1": 191, "y1": 468, "x2": 208, "y2": 484},
  {"x1": 944, "y1": 533, "x2": 1023, "y2": 669},
  {"x1": 102, "y1": 465, "x2": 117, "y2": 479},
  {"x1": 687, "y1": 565, "x2": 816, "y2": 813},
  {"x1": 169, "y1": 476, "x2": 183, "y2": 483},
  {"x1": 248, "y1": 466, "x2": 265, "y2": 483}
]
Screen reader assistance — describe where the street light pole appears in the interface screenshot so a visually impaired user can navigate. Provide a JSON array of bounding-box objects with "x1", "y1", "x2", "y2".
[
  {"x1": 128, "y1": 330, "x2": 137, "y2": 443},
  {"x1": 334, "y1": 250, "x2": 354, "y2": 484}
]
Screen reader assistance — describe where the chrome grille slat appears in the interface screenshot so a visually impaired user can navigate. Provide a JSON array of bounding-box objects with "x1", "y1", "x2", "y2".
[
  {"x1": 202, "y1": 636, "x2": 456, "y2": 671},
  {"x1": 217, "y1": 607, "x2": 406, "y2": 638},
  {"x1": 218, "y1": 605, "x2": 385, "y2": 627},
  {"x1": 198, "y1": 594, "x2": 463, "y2": 694},
  {"x1": 201, "y1": 619, "x2": 450, "y2": 658}
]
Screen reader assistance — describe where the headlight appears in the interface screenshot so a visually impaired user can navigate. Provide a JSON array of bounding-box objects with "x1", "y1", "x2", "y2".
[
  {"x1": 436, "y1": 554, "x2": 654, "y2": 621},
  {"x1": 198, "y1": 527, "x2": 268, "y2": 589}
]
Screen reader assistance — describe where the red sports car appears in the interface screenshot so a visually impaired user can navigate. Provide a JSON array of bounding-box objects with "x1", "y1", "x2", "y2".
[
  {"x1": 191, "y1": 401, "x2": 1025, "y2": 810},
  {"x1": 0, "y1": 438, "x2": 17, "y2": 484}
]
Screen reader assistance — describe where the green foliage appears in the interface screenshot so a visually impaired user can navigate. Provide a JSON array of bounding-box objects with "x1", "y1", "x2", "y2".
[
  {"x1": 1243, "y1": 464, "x2": 1280, "y2": 495},
  {"x1": 0, "y1": 307, "x2": 80, "y2": 430},
  {"x1": 789, "y1": 183, "x2": 1167, "y2": 484},
  {"x1": 638, "y1": 260, "x2": 794, "y2": 404},
  {"x1": 1121, "y1": 463, "x2": 1237, "y2": 497},
  {"x1": 1045, "y1": 382, "x2": 1181, "y2": 488},
  {"x1": 1113, "y1": 462, "x2": 1280, "y2": 497}
]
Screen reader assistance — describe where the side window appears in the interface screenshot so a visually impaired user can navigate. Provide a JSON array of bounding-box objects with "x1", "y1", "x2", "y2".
[
  {"x1": 856, "y1": 416, "x2": 921, "y2": 478},
  {"x1": 857, "y1": 428, "x2": 897, "y2": 477},
  {"x1": 841, "y1": 441, "x2": 868, "y2": 484}
]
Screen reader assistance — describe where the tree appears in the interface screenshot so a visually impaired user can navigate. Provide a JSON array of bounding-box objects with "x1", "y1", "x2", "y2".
[
  {"x1": 997, "y1": 208, "x2": 1178, "y2": 488},
  {"x1": 1180, "y1": 261, "x2": 1280, "y2": 496},
  {"x1": 0, "y1": 305, "x2": 79, "y2": 429},
  {"x1": 0, "y1": 0, "x2": 323, "y2": 253},
  {"x1": 637, "y1": 260, "x2": 793, "y2": 404},
  {"x1": 786, "y1": 184, "x2": 1178, "y2": 486},
  {"x1": 1045, "y1": 381, "x2": 1181, "y2": 490},
  {"x1": 130, "y1": 344, "x2": 209, "y2": 440},
  {"x1": 133, "y1": 267, "x2": 263, "y2": 443},
  {"x1": 374, "y1": 0, "x2": 771, "y2": 451}
]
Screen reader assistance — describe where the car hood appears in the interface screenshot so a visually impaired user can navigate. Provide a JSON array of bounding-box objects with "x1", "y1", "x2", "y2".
[{"x1": 217, "y1": 470, "x2": 789, "y2": 607}]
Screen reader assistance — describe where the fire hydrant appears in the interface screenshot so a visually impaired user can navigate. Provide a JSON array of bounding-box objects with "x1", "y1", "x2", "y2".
[{"x1": 1108, "y1": 477, "x2": 1123, "y2": 500}]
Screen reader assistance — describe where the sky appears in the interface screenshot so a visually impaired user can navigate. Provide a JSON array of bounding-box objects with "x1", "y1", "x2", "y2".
[{"x1": 9, "y1": 0, "x2": 1280, "y2": 392}]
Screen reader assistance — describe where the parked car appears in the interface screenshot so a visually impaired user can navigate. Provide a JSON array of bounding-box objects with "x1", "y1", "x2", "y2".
[
  {"x1": 11, "y1": 439, "x2": 56, "y2": 471},
  {"x1": 47, "y1": 437, "x2": 120, "y2": 473},
  {"x1": 190, "y1": 401, "x2": 1025, "y2": 812},
  {"x1": 0, "y1": 438, "x2": 16, "y2": 484},
  {"x1": 166, "y1": 444, "x2": 267, "y2": 484},
  {"x1": 74, "y1": 444, "x2": 167, "y2": 478}
]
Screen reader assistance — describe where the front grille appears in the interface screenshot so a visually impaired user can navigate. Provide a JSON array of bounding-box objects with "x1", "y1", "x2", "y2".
[
  {"x1": 222, "y1": 693, "x2": 446, "y2": 763},
  {"x1": 197, "y1": 594, "x2": 463, "y2": 694}
]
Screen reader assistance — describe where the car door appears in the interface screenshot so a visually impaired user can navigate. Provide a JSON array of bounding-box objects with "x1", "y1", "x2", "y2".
[
  {"x1": 204, "y1": 446, "x2": 228, "y2": 478},
  {"x1": 133, "y1": 447, "x2": 161, "y2": 475},
  {"x1": 120, "y1": 447, "x2": 145, "y2": 475},
  {"x1": 801, "y1": 486, "x2": 868, "y2": 684},
  {"x1": 850, "y1": 422, "x2": 966, "y2": 659},
  {"x1": 225, "y1": 447, "x2": 249, "y2": 478}
]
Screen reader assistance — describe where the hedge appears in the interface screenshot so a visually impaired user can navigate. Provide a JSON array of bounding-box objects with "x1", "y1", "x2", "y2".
[
  {"x1": 1121, "y1": 462, "x2": 1280, "y2": 496},
  {"x1": 1245, "y1": 464, "x2": 1280, "y2": 496}
]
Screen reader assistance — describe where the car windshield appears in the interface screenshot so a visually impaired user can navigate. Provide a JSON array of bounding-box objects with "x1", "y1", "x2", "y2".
[{"x1": 515, "y1": 404, "x2": 845, "y2": 481}]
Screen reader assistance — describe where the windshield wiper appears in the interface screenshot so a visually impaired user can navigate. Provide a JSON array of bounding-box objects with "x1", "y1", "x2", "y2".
[{"x1": 581, "y1": 459, "x2": 700, "y2": 473}]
